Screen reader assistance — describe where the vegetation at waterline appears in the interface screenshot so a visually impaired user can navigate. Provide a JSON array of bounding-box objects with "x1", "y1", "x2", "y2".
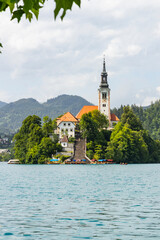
[
  {"x1": 0, "y1": 150, "x2": 14, "y2": 162},
  {"x1": 13, "y1": 115, "x2": 62, "y2": 164},
  {"x1": 9, "y1": 106, "x2": 160, "y2": 164},
  {"x1": 82, "y1": 107, "x2": 160, "y2": 163},
  {"x1": 112, "y1": 100, "x2": 160, "y2": 140}
]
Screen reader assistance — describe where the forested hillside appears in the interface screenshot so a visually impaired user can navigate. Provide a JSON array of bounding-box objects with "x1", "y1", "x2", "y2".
[
  {"x1": 112, "y1": 100, "x2": 160, "y2": 140},
  {"x1": 0, "y1": 101, "x2": 7, "y2": 108},
  {"x1": 0, "y1": 95, "x2": 93, "y2": 133}
]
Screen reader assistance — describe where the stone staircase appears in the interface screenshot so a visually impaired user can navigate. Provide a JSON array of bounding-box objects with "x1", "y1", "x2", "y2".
[
  {"x1": 74, "y1": 138, "x2": 85, "y2": 159},
  {"x1": 72, "y1": 138, "x2": 91, "y2": 164}
]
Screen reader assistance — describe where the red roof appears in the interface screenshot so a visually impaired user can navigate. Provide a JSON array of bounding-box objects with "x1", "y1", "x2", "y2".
[
  {"x1": 76, "y1": 105, "x2": 119, "y2": 122},
  {"x1": 76, "y1": 106, "x2": 98, "y2": 119},
  {"x1": 110, "y1": 113, "x2": 119, "y2": 121},
  {"x1": 57, "y1": 112, "x2": 78, "y2": 124}
]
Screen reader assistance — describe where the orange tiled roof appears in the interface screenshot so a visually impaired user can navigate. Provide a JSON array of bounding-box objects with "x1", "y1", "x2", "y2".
[
  {"x1": 58, "y1": 112, "x2": 78, "y2": 123},
  {"x1": 110, "y1": 113, "x2": 119, "y2": 121},
  {"x1": 76, "y1": 105, "x2": 119, "y2": 122},
  {"x1": 76, "y1": 106, "x2": 98, "y2": 119}
]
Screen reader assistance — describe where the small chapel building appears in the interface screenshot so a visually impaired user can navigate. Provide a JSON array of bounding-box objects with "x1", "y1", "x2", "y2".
[{"x1": 56, "y1": 58, "x2": 119, "y2": 141}]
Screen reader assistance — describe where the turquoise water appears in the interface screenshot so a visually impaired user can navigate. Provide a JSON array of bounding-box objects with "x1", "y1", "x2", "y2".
[{"x1": 0, "y1": 163, "x2": 160, "y2": 239}]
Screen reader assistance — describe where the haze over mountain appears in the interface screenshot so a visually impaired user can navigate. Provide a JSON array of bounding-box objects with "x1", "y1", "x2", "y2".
[
  {"x1": 0, "y1": 101, "x2": 7, "y2": 108},
  {"x1": 0, "y1": 94, "x2": 93, "y2": 133}
]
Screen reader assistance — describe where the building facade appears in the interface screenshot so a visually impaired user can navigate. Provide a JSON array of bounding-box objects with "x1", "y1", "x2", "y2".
[{"x1": 56, "y1": 112, "x2": 78, "y2": 139}]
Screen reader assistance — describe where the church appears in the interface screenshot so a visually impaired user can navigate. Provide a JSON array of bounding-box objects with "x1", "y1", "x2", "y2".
[{"x1": 56, "y1": 58, "x2": 119, "y2": 140}]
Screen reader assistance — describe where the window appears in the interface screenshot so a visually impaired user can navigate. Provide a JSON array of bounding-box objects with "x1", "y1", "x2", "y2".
[
  {"x1": 66, "y1": 129, "x2": 68, "y2": 131},
  {"x1": 103, "y1": 104, "x2": 106, "y2": 107},
  {"x1": 68, "y1": 123, "x2": 71, "y2": 126},
  {"x1": 70, "y1": 129, "x2": 73, "y2": 132},
  {"x1": 61, "y1": 129, "x2": 64, "y2": 132},
  {"x1": 102, "y1": 93, "x2": 107, "y2": 99},
  {"x1": 63, "y1": 123, "x2": 66, "y2": 126}
]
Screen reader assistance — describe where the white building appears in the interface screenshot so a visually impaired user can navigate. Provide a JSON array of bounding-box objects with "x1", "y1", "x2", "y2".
[{"x1": 56, "y1": 112, "x2": 78, "y2": 139}]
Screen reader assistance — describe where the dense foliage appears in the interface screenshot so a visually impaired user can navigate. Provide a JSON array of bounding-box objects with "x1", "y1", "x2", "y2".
[
  {"x1": 80, "y1": 110, "x2": 111, "y2": 160},
  {"x1": 0, "y1": 94, "x2": 93, "y2": 134},
  {"x1": 81, "y1": 107, "x2": 160, "y2": 163},
  {"x1": 112, "y1": 100, "x2": 160, "y2": 140},
  {"x1": 13, "y1": 115, "x2": 62, "y2": 164},
  {"x1": 107, "y1": 107, "x2": 160, "y2": 163}
]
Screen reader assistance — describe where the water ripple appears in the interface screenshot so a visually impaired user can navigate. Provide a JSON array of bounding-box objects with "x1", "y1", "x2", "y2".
[{"x1": 0, "y1": 163, "x2": 160, "y2": 239}]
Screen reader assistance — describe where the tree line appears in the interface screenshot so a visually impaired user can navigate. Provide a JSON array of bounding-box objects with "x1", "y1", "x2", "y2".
[
  {"x1": 12, "y1": 106, "x2": 160, "y2": 164},
  {"x1": 80, "y1": 107, "x2": 160, "y2": 163},
  {"x1": 112, "y1": 100, "x2": 160, "y2": 140}
]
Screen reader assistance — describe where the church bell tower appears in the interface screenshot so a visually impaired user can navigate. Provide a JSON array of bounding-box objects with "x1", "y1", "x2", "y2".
[{"x1": 98, "y1": 57, "x2": 111, "y2": 124}]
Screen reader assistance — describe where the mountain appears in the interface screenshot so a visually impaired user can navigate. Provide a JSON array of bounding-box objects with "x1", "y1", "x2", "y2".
[
  {"x1": 0, "y1": 94, "x2": 93, "y2": 133},
  {"x1": 0, "y1": 101, "x2": 7, "y2": 108}
]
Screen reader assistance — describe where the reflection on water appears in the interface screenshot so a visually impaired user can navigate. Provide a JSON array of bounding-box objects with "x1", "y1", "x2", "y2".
[{"x1": 0, "y1": 163, "x2": 160, "y2": 239}]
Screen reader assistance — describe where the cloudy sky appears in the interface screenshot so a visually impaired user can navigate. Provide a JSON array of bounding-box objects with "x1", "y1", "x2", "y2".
[{"x1": 0, "y1": 0, "x2": 160, "y2": 108}]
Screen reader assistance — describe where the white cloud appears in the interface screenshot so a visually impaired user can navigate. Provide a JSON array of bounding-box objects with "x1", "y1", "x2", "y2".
[
  {"x1": 0, "y1": 90, "x2": 10, "y2": 102},
  {"x1": 127, "y1": 45, "x2": 141, "y2": 56},
  {"x1": 104, "y1": 39, "x2": 141, "y2": 59},
  {"x1": 0, "y1": 0, "x2": 160, "y2": 108},
  {"x1": 156, "y1": 86, "x2": 160, "y2": 94},
  {"x1": 142, "y1": 97, "x2": 158, "y2": 107}
]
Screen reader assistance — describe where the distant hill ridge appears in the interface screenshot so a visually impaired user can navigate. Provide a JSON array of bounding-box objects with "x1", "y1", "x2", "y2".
[
  {"x1": 0, "y1": 94, "x2": 93, "y2": 133},
  {"x1": 0, "y1": 101, "x2": 7, "y2": 108}
]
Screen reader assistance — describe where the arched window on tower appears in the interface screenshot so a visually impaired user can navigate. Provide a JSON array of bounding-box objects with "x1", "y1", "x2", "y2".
[{"x1": 102, "y1": 93, "x2": 107, "y2": 99}]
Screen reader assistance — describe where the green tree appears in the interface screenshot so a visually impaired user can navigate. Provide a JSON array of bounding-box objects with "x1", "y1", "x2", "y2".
[
  {"x1": 80, "y1": 110, "x2": 109, "y2": 142},
  {"x1": 106, "y1": 123, "x2": 149, "y2": 163},
  {"x1": 14, "y1": 115, "x2": 42, "y2": 163},
  {"x1": 39, "y1": 137, "x2": 56, "y2": 158},
  {"x1": 121, "y1": 106, "x2": 143, "y2": 131},
  {"x1": 106, "y1": 107, "x2": 160, "y2": 163},
  {"x1": 42, "y1": 116, "x2": 53, "y2": 137},
  {"x1": 26, "y1": 145, "x2": 40, "y2": 164},
  {"x1": 13, "y1": 114, "x2": 62, "y2": 164},
  {"x1": 94, "y1": 144, "x2": 105, "y2": 160},
  {"x1": 80, "y1": 111, "x2": 100, "y2": 142}
]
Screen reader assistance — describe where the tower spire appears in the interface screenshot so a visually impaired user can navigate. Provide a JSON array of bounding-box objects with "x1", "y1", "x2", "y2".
[
  {"x1": 98, "y1": 56, "x2": 111, "y2": 125},
  {"x1": 103, "y1": 55, "x2": 106, "y2": 72},
  {"x1": 100, "y1": 55, "x2": 108, "y2": 87}
]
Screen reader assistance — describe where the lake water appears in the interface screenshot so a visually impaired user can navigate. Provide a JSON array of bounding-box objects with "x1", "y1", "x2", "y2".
[{"x1": 0, "y1": 163, "x2": 160, "y2": 239}]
